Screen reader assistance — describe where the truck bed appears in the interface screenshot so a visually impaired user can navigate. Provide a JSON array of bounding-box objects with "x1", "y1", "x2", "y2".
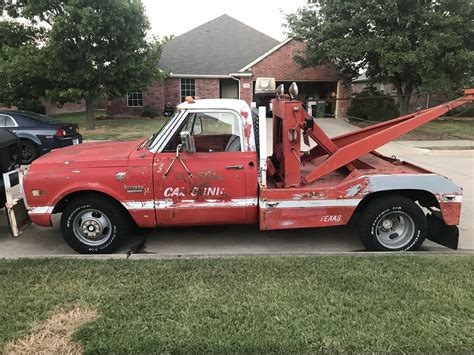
[
  {"x1": 266, "y1": 151, "x2": 431, "y2": 191},
  {"x1": 259, "y1": 151, "x2": 439, "y2": 230}
]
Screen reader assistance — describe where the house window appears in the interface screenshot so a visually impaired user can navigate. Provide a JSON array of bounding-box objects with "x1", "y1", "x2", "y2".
[
  {"x1": 128, "y1": 91, "x2": 143, "y2": 107},
  {"x1": 181, "y1": 79, "x2": 196, "y2": 102}
]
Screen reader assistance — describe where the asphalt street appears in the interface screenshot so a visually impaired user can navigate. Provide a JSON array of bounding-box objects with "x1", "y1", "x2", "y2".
[{"x1": 0, "y1": 118, "x2": 472, "y2": 257}]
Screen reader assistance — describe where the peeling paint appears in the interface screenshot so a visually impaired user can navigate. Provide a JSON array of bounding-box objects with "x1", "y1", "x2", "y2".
[{"x1": 346, "y1": 184, "x2": 362, "y2": 197}]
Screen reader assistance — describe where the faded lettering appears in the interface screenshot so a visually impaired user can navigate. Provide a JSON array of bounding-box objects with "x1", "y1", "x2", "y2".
[
  {"x1": 320, "y1": 215, "x2": 342, "y2": 222},
  {"x1": 164, "y1": 187, "x2": 226, "y2": 197}
]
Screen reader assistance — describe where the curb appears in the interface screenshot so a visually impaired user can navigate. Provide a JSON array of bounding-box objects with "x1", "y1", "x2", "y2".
[{"x1": 1, "y1": 250, "x2": 472, "y2": 260}]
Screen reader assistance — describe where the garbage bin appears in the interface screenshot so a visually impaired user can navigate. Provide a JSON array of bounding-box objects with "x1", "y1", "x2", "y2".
[{"x1": 314, "y1": 100, "x2": 327, "y2": 118}]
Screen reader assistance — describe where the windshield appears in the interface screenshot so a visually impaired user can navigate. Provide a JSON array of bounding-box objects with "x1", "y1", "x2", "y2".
[{"x1": 146, "y1": 110, "x2": 181, "y2": 150}]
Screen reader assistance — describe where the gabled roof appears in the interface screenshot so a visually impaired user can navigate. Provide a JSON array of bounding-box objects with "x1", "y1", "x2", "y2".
[
  {"x1": 159, "y1": 14, "x2": 279, "y2": 76},
  {"x1": 238, "y1": 38, "x2": 292, "y2": 72}
]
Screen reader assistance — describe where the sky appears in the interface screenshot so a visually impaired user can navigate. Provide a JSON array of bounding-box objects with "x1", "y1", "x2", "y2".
[{"x1": 141, "y1": 0, "x2": 308, "y2": 41}]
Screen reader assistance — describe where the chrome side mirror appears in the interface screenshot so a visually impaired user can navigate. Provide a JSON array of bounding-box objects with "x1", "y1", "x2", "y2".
[{"x1": 180, "y1": 130, "x2": 196, "y2": 153}]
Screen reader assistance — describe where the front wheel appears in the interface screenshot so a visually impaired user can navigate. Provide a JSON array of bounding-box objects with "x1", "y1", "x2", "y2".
[
  {"x1": 60, "y1": 195, "x2": 129, "y2": 254},
  {"x1": 358, "y1": 195, "x2": 427, "y2": 251}
]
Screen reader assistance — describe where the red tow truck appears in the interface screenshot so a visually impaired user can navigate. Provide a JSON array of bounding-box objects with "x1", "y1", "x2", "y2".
[{"x1": 6, "y1": 84, "x2": 473, "y2": 253}]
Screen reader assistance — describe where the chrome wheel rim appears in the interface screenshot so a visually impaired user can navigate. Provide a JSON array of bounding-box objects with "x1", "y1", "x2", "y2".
[
  {"x1": 375, "y1": 211, "x2": 415, "y2": 249},
  {"x1": 73, "y1": 209, "x2": 112, "y2": 246}
]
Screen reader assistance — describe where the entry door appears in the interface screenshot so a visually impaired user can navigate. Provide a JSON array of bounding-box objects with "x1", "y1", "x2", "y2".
[
  {"x1": 153, "y1": 110, "x2": 247, "y2": 226},
  {"x1": 220, "y1": 79, "x2": 239, "y2": 99}
]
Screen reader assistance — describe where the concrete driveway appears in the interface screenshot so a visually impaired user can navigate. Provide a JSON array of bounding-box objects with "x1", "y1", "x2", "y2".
[{"x1": 0, "y1": 118, "x2": 472, "y2": 257}]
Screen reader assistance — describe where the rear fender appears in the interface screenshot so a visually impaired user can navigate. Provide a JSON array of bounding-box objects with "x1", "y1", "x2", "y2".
[
  {"x1": 364, "y1": 174, "x2": 462, "y2": 225},
  {"x1": 16, "y1": 133, "x2": 42, "y2": 147}
]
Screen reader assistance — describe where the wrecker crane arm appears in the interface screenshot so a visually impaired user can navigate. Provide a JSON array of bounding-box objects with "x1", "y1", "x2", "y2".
[{"x1": 302, "y1": 89, "x2": 474, "y2": 184}]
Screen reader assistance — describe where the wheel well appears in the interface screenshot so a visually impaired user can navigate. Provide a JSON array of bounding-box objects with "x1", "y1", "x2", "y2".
[
  {"x1": 19, "y1": 138, "x2": 39, "y2": 149},
  {"x1": 354, "y1": 189, "x2": 440, "y2": 215},
  {"x1": 53, "y1": 190, "x2": 130, "y2": 216}
]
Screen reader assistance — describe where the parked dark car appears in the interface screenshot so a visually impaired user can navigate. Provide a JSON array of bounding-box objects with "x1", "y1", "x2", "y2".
[
  {"x1": 0, "y1": 110, "x2": 83, "y2": 164},
  {"x1": 0, "y1": 129, "x2": 19, "y2": 206}
]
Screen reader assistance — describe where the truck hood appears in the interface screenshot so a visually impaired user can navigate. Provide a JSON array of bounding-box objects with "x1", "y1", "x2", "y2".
[{"x1": 33, "y1": 139, "x2": 143, "y2": 168}]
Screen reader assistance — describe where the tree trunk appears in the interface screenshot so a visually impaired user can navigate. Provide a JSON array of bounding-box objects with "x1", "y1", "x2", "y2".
[
  {"x1": 85, "y1": 97, "x2": 95, "y2": 130},
  {"x1": 395, "y1": 82, "x2": 413, "y2": 116},
  {"x1": 398, "y1": 95, "x2": 410, "y2": 116}
]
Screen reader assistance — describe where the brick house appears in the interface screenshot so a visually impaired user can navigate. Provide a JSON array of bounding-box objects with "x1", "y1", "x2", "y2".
[
  {"x1": 352, "y1": 73, "x2": 451, "y2": 113},
  {"x1": 107, "y1": 14, "x2": 350, "y2": 118}
]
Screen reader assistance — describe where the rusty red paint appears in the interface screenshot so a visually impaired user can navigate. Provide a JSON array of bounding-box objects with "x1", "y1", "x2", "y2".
[
  {"x1": 438, "y1": 201, "x2": 462, "y2": 225},
  {"x1": 260, "y1": 206, "x2": 355, "y2": 230},
  {"x1": 243, "y1": 120, "x2": 252, "y2": 151}
]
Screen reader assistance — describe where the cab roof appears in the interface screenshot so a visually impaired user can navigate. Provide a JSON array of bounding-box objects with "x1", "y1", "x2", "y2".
[{"x1": 177, "y1": 99, "x2": 249, "y2": 112}]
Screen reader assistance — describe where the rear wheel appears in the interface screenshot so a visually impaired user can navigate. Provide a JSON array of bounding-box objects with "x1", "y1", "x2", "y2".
[
  {"x1": 358, "y1": 195, "x2": 427, "y2": 251},
  {"x1": 60, "y1": 195, "x2": 129, "y2": 254},
  {"x1": 19, "y1": 140, "x2": 39, "y2": 164}
]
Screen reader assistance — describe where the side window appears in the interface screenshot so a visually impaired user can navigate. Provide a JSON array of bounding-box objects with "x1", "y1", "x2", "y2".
[
  {"x1": 4, "y1": 116, "x2": 15, "y2": 127},
  {"x1": 0, "y1": 115, "x2": 6, "y2": 127},
  {"x1": 164, "y1": 111, "x2": 242, "y2": 153}
]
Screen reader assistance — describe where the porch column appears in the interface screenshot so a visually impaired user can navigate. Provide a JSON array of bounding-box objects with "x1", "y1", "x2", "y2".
[{"x1": 335, "y1": 79, "x2": 351, "y2": 119}]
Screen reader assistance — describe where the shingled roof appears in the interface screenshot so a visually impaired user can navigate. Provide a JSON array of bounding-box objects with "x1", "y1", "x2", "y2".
[{"x1": 159, "y1": 14, "x2": 279, "y2": 76}]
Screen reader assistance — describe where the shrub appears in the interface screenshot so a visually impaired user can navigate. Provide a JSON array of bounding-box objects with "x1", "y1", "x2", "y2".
[
  {"x1": 348, "y1": 87, "x2": 399, "y2": 122},
  {"x1": 17, "y1": 100, "x2": 46, "y2": 114},
  {"x1": 141, "y1": 105, "x2": 159, "y2": 118}
]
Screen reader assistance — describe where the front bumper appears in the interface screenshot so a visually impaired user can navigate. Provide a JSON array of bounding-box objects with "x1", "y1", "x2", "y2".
[{"x1": 28, "y1": 210, "x2": 53, "y2": 227}]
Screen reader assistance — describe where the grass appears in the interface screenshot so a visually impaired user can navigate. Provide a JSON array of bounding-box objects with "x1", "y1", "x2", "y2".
[
  {"x1": 0, "y1": 256, "x2": 473, "y2": 353},
  {"x1": 51, "y1": 111, "x2": 166, "y2": 141},
  {"x1": 53, "y1": 111, "x2": 473, "y2": 143},
  {"x1": 402, "y1": 120, "x2": 474, "y2": 141},
  {"x1": 351, "y1": 118, "x2": 474, "y2": 141}
]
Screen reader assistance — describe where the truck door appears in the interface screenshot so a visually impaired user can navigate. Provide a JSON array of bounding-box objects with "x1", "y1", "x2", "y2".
[{"x1": 153, "y1": 110, "x2": 249, "y2": 226}]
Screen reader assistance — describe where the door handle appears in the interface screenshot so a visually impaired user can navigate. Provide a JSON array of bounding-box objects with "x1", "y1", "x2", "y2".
[{"x1": 225, "y1": 165, "x2": 244, "y2": 170}]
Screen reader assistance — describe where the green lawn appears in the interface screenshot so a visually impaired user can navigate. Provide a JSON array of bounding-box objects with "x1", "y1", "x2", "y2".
[
  {"x1": 1, "y1": 256, "x2": 473, "y2": 353},
  {"x1": 54, "y1": 111, "x2": 473, "y2": 142},
  {"x1": 352, "y1": 118, "x2": 474, "y2": 141},
  {"x1": 51, "y1": 111, "x2": 167, "y2": 141},
  {"x1": 401, "y1": 120, "x2": 474, "y2": 141}
]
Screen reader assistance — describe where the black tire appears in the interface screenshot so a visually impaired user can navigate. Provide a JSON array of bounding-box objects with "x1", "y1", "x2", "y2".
[
  {"x1": 358, "y1": 195, "x2": 427, "y2": 251},
  {"x1": 60, "y1": 195, "x2": 130, "y2": 254},
  {"x1": 19, "y1": 140, "x2": 39, "y2": 164}
]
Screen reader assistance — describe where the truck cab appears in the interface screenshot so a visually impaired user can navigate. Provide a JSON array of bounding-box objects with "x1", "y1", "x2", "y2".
[{"x1": 145, "y1": 98, "x2": 259, "y2": 226}]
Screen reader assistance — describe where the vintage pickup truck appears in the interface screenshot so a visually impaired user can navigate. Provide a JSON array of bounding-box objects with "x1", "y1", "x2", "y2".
[{"x1": 11, "y1": 84, "x2": 471, "y2": 253}]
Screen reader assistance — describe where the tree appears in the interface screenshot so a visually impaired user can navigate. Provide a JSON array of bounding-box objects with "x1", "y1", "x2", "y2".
[
  {"x1": 286, "y1": 0, "x2": 474, "y2": 114},
  {"x1": 0, "y1": 21, "x2": 50, "y2": 110},
  {"x1": 4, "y1": 0, "x2": 163, "y2": 129},
  {"x1": 347, "y1": 87, "x2": 399, "y2": 122}
]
